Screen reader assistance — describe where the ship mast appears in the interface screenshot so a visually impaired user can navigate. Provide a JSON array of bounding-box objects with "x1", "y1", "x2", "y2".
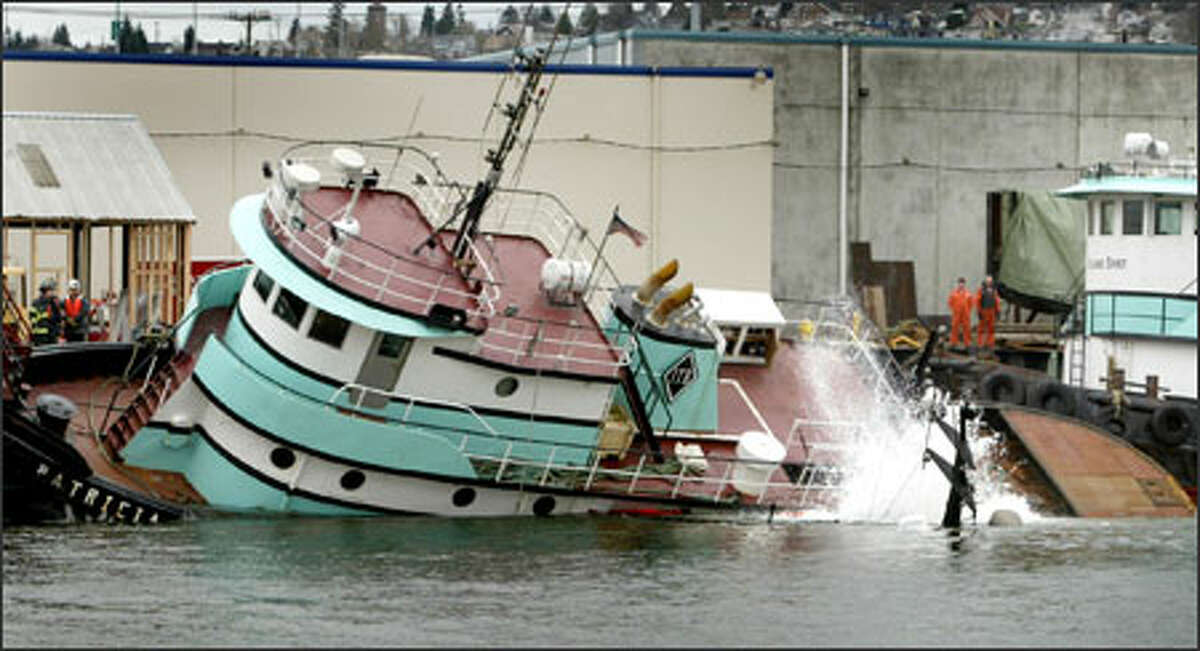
[{"x1": 448, "y1": 49, "x2": 548, "y2": 271}]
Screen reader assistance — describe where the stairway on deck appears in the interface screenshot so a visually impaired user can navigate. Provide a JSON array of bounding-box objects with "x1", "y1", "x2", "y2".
[{"x1": 102, "y1": 305, "x2": 230, "y2": 461}]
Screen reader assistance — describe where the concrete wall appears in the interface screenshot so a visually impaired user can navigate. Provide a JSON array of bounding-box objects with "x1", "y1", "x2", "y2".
[
  {"x1": 632, "y1": 32, "x2": 1197, "y2": 318},
  {"x1": 2, "y1": 54, "x2": 774, "y2": 295}
]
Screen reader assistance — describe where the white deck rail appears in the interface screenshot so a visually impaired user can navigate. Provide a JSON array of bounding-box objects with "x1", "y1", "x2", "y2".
[{"x1": 265, "y1": 142, "x2": 635, "y2": 372}]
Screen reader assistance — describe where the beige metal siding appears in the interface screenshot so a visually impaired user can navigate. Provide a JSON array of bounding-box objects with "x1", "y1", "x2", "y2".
[{"x1": 2, "y1": 60, "x2": 774, "y2": 292}]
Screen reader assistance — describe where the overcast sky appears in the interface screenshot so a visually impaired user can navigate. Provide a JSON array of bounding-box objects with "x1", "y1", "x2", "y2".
[{"x1": 3, "y1": 3, "x2": 582, "y2": 47}]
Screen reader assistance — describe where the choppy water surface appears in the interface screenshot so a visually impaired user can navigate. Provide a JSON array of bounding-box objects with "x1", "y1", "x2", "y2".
[{"x1": 3, "y1": 515, "x2": 1195, "y2": 647}]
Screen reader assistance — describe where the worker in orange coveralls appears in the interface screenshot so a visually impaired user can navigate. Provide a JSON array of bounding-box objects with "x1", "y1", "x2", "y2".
[
  {"x1": 947, "y1": 277, "x2": 973, "y2": 349},
  {"x1": 976, "y1": 275, "x2": 1002, "y2": 350}
]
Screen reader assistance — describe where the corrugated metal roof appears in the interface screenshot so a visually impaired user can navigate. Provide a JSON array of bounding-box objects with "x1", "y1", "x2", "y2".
[{"x1": 3, "y1": 111, "x2": 195, "y2": 223}]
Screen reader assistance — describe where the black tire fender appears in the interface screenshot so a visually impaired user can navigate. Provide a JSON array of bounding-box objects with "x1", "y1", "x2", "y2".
[
  {"x1": 1150, "y1": 405, "x2": 1191, "y2": 447},
  {"x1": 979, "y1": 370, "x2": 1026, "y2": 405},
  {"x1": 1028, "y1": 380, "x2": 1078, "y2": 418}
]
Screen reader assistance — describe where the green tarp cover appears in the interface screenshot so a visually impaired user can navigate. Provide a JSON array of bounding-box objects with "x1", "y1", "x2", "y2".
[{"x1": 997, "y1": 191, "x2": 1085, "y2": 309}]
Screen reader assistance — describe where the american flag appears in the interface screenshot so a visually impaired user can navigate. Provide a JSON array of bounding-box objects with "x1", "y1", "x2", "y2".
[{"x1": 606, "y1": 208, "x2": 647, "y2": 247}]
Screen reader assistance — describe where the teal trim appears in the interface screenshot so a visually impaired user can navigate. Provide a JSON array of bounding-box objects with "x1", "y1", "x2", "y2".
[
  {"x1": 612, "y1": 324, "x2": 719, "y2": 433},
  {"x1": 1057, "y1": 175, "x2": 1197, "y2": 198},
  {"x1": 230, "y1": 193, "x2": 467, "y2": 339},
  {"x1": 1087, "y1": 293, "x2": 1197, "y2": 340},
  {"x1": 222, "y1": 309, "x2": 345, "y2": 404},
  {"x1": 222, "y1": 311, "x2": 597, "y2": 466},
  {"x1": 194, "y1": 333, "x2": 479, "y2": 479},
  {"x1": 624, "y1": 28, "x2": 1199, "y2": 55},
  {"x1": 121, "y1": 425, "x2": 366, "y2": 515},
  {"x1": 174, "y1": 265, "x2": 251, "y2": 348}
]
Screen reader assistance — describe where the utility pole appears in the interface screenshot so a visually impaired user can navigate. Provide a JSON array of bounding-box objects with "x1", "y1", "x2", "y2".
[
  {"x1": 192, "y1": 1, "x2": 198, "y2": 54},
  {"x1": 225, "y1": 9, "x2": 271, "y2": 53}
]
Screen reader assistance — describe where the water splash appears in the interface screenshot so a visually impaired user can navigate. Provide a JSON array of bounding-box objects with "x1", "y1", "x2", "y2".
[{"x1": 785, "y1": 300, "x2": 1041, "y2": 526}]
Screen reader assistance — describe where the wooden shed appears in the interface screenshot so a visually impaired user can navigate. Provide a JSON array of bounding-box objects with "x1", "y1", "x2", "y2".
[{"x1": 2, "y1": 112, "x2": 195, "y2": 336}]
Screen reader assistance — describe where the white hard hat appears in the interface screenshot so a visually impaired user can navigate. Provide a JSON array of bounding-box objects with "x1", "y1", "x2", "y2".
[{"x1": 67, "y1": 279, "x2": 81, "y2": 292}]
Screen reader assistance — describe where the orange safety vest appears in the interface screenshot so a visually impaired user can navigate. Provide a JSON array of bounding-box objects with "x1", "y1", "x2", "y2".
[{"x1": 64, "y1": 297, "x2": 85, "y2": 319}]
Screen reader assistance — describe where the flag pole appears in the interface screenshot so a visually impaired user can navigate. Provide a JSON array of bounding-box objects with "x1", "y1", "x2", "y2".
[{"x1": 583, "y1": 207, "x2": 618, "y2": 302}]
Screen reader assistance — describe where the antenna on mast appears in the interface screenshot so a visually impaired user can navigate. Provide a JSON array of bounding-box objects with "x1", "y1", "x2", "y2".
[{"x1": 446, "y1": 47, "x2": 548, "y2": 271}]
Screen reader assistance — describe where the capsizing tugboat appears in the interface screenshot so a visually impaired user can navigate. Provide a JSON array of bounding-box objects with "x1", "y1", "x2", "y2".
[{"x1": 4, "y1": 51, "x2": 918, "y2": 523}]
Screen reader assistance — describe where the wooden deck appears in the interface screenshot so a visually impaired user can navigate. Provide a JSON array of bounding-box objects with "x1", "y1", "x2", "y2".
[
  {"x1": 998, "y1": 406, "x2": 1194, "y2": 517},
  {"x1": 27, "y1": 376, "x2": 207, "y2": 507},
  {"x1": 21, "y1": 306, "x2": 233, "y2": 509},
  {"x1": 718, "y1": 341, "x2": 879, "y2": 466}
]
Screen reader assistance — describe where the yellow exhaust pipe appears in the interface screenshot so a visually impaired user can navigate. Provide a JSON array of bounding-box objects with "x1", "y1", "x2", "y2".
[
  {"x1": 649, "y1": 282, "x2": 693, "y2": 327},
  {"x1": 634, "y1": 259, "x2": 678, "y2": 305}
]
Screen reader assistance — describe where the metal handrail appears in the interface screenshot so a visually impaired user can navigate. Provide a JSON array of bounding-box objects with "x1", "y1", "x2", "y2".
[
  {"x1": 465, "y1": 446, "x2": 841, "y2": 506},
  {"x1": 264, "y1": 183, "x2": 499, "y2": 319},
  {"x1": 718, "y1": 378, "x2": 774, "y2": 437},
  {"x1": 327, "y1": 382, "x2": 502, "y2": 439},
  {"x1": 265, "y1": 141, "x2": 635, "y2": 368}
]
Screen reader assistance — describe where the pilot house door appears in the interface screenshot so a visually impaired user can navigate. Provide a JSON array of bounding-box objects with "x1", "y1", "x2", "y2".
[{"x1": 353, "y1": 332, "x2": 412, "y2": 409}]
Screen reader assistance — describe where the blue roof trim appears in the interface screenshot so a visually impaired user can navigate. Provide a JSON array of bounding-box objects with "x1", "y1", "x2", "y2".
[
  {"x1": 1, "y1": 49, "x2": 771, "y2": 78},
  {"x1": 623, "y1": 28, "x2": 1199, "y2": 55}
]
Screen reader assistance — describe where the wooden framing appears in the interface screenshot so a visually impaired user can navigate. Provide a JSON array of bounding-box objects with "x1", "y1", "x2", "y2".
[
  {"x1": 3, "y1": 218, "x2": 193, "y2": 334},
  {"x1": 125, "y1": 222, "x2": 191, "y2": 326}
]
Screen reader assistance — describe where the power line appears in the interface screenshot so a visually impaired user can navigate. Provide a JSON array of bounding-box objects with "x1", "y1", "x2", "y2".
[
  {"x1": 147, "y1": 128, "x2": 778, "y2": 153},
  {"x1": 774, "y1": 160, "x2": 1088, "y2": 173},
  {"x1": 778, "y1": 101, "x2": 1194, "y2": 121}
]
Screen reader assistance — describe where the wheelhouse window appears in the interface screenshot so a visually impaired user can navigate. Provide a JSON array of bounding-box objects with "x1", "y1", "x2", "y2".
[
  {"x1": 1088, "y1": 293, "x2": 1197, "y2": 339},
  {"x1": 271, "y1": 287, "x2": 308, "y2": 329},
  {"x1": 253, "y1": 270, "x2": 275, "y2": 301},
  {"x1": 1099, "y1": 201, "x2": 1115, "y2": 235},
  {"x1": 1087, "y1": 203, "x2": 1095, "y2": 235},
  {"x1": 1154, "y1": 201, "x2": 1182, "y2": 235},
  {"x1": 308, "y1": 309, "x2": 350, "y2": 348},
  {"x1": 1121, "y1": 200, "x2": 1143, "y2": 235}
]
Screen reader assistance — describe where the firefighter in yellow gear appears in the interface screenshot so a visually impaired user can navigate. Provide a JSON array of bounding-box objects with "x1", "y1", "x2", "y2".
[{"x1": 29, "y1": 278, "x2": 63, "y2": 345}]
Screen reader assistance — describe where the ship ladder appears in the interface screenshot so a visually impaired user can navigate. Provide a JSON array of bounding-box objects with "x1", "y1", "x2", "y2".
[
  {"x1": 1067, "y1": 293, "x2": 1087, "y2": 389},
  {"x1": 101, "y1": 349, "x2": 192, "y2": 462}
]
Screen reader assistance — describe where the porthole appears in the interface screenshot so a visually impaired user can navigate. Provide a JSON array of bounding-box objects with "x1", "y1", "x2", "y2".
[
  {"x1": 340, "y1": 469, "x2": 366, "y2": 491},
  {"x1": 532, "y1": 495, "x2": 556, "y2": 517},
  {"x1": 495, "y1": 376, "x2": 519, "y2": 398},
  {"x1": 270, "y1": 447, "x2": 295, "y2": 469},
  {"x1": 452, "y1": 487, "x2": 476, "y2": 508}
]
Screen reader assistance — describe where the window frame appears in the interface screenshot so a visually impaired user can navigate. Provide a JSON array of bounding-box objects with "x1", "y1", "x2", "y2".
[
  {"x1": 271, "y1": 287, "x2": 308, "y2": 330},
  {"x1": 1098, "y1": 200, "x2": 1116, "y2": 235},
  {"x1": 1121, "y1": 199, "x2": 1144, "y2": 236},
  {"x1": 253, "y1": 270, "x2": 275, "y2": 302},
  {"x1": 1154, "y1": 200, "x2": 1183, "y2": 236},
  {"x1": 307, "y1": 309, "x2": 351, "y2": 349}
]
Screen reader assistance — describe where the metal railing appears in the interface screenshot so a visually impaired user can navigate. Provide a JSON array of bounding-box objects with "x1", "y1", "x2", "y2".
[
  {"x1": 465, "y1": 441, "x2": 841, "y2": 508},
  {"x1": 1095, "y1": 157, "x2": 1198, "y2": 179},
  {"x1": 213, "y1": 336, "x2": 836, "y2": 509},
  {"x1": 264, "y1": 166, "x2": 499, "y2": 320},
  {"x1": 263, "y1": 141, "x2": 636, "y2": 372}
]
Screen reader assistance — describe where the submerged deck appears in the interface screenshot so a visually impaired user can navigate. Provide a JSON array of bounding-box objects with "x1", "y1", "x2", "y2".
[
  {"x1": 269, "y1": 187, "x2": 621, "y2": 378},
  {"x1": 998, "y1": 406, "x2": 1194, "y2": 517},
  {"x1": 21, "y1": 307, "x2": 232, "y2": 509}
]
